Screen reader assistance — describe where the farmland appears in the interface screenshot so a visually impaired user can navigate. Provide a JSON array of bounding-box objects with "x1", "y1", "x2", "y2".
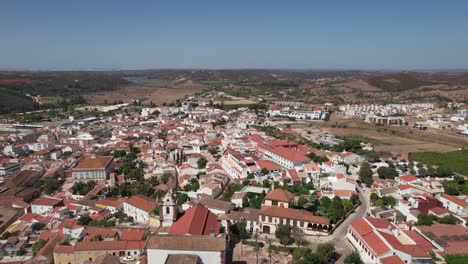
[
  {"x1": 321, "y1": 118, "x2": 463, "y2": 153},
  {"x1": 411, "y1": 150, "x2": 468, "y2": 176}
]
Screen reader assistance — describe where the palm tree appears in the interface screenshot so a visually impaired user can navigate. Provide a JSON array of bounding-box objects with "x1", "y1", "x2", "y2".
[
  {"x1": 265, "y1": 237, "x2": 274, "y2": 264},
  {"x1": 253, "y1": 233, "x2": 260, "y2": 264},
  {"x1": 253, "y1": 243, "x2": 261, "y2": 264}
]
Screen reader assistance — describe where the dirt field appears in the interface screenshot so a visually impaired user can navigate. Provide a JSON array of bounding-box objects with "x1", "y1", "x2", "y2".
[
  {"x1": 83, "y1": 80, "x2": 206, "y2": 105},
  {"x1": 322, "y1": 118, "x2": 465, "y2": 153},
  {"x1": 213, "y1": 95, "x2": 257, "y2": 105}
]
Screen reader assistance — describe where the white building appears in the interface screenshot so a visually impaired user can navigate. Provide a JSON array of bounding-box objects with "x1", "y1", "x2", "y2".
[
  {"x1": 123, "y1": 195, "x2": 158, "y2": 224},
  {"x1": 146, "y1": 235, "x2": 227, "y2": 264},
  {"x1": 31, "y1": 197, "x2": 64, "y2": 215},
  {"x1": 439, "y1": 194, "x2": 468, "y2": 216}
]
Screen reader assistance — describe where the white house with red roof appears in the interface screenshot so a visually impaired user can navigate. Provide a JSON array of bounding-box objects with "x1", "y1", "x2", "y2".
[
  {"x1": 123, "y1": 195, "x2": 158, "y2": 224},
  {"x1": 263, "y1": 146, "x2": 309, "y2": 169},
  {"x1": 438, "y1": 194, "x2": 468, "y2": 216},
  {"x1": 347, "y1": 217, "x2": 432, "y2": 264},
  {"x1": 303, "y1": 162, "x2": 321, "y2": 182},
  {"x1": 31, "y1": 197, "x2": 64, "y2": 215}
]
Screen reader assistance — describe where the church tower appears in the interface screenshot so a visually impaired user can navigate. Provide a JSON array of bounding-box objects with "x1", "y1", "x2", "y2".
[{"x1": 160, "y1": 190, "x2": 178, "y2": 227}]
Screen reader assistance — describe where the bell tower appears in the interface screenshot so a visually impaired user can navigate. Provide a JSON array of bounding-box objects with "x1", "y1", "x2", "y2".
[{"x1": 160, "y1": 190, "x2": 178, "y2": 227}]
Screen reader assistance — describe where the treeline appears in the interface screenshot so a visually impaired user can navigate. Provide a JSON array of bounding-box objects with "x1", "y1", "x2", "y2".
[{"x1": 0, "y1": 71, "x2": 129, "y2": 114}]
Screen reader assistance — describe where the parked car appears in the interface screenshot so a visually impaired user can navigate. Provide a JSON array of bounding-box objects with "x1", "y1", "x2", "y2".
[{"x1": 123, "y1": 256, "x2": 135, "y2": 262}]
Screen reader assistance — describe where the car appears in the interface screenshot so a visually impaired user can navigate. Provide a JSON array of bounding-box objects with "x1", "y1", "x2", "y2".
[{"x1": 123, "y1": 256, "x2": 135, "y2": 262}]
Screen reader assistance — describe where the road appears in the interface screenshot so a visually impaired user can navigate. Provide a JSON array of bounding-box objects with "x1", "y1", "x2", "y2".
[
  {"x1": 307, "y1": 167, "x2": 370, "y2": 263},
  {"x1": 329, "y1": 184, "x2": 369, "y2": 263}
]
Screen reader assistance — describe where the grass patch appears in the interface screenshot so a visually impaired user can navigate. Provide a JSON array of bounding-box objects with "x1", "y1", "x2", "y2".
[
  {"x1": 42, "y1": 96, "x2": 65, "y2": 104},
  {"x1": 445, "y1": 254, "x2": 468, "y2": 264},
  {"x1": 411, "y1": 150, "x2": 468, "y2": 175},
  {"x1": 0, "y1": 131, "x2": 18, "y2": 135}
]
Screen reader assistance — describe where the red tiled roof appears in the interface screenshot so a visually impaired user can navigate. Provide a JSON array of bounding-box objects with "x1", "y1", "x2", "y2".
[
  {"x1": 380, "y1": 255, "x2": 404, "y2": 264},
  {"x1": 125, "y1": 195, "x2": 158, "y2": 212},
  {"x1": 268, "y1": 146, "x2": 309, "y2": 162},
  {"x1": 333, "y1": 189, "x2": 356, "y2": 197},
  {"x1": 399, "y1": 174, "x2": 418, "y2": 182},
  {"x1": 350, "y1": 218, "x2": 374, "y2": 236},
  {"x1": 441, "y1": 194, "x2": 468, "y2": 207},
  {"x1": 398, "y1": 184, "x2": 411, "y2": 190},
  {"x1": 120, "y1": 229, "x2": 145, "y2": 241},
  {"x1": 264, "y1": 189, "x2": 295, "y2": 202},
  {"x1": 53, "y1": 245, "x2": 74, "y2": 254},
  {"x1": 74, "y1": 156, "x2": 113, "y2": 169},
  {"x1": 428, "y1": 207, "x2": 451, "y2": 216},
  {"x1": 168, "y1": 204, "x2": 220, "y2": 236},
  {"x1": 402, "y1": 230, "x2": 436, "y2": 251},
  {"x1": 255, "y1": 160, "x2": 281, "y2": 170},
  {"x1": 287, "y1": 169, "x2": 300, "y2": 182},
  {"x1": 32, "y1": 197, "x2": 63, "y2": 207},
  {"x1": 362, "y1": 231, "x2": 391, "y2": 255}
]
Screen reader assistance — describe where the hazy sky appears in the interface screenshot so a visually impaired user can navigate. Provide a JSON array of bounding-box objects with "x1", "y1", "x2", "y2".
[{"x1": 1, "y1": 0, "x2": 467, "y2": 70}]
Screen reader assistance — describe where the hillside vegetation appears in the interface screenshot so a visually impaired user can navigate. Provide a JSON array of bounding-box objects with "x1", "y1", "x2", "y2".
[
  {"x1": 367, "y1": 73, "x2": 435, "y2": 92},
  {"x1": 0, "y1": 72, "x2": 129, "y2": 114}
]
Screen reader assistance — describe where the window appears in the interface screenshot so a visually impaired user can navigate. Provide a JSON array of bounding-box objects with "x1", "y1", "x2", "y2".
[{"x1": 166, "y1": 207, "x2": 170, "y2": 214}]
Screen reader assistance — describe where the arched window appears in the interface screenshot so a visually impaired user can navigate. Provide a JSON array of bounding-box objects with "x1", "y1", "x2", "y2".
[{"x1": 166, "y1": 206, "x2": 170, "y2": 214}]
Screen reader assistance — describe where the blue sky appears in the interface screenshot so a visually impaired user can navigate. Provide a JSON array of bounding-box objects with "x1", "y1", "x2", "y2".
[{"x1": 1, "y1": 0, "x2": 467, "y2": 70}]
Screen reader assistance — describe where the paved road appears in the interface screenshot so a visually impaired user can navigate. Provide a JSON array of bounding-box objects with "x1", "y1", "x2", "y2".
[
  {"x1": 307, "y1": 168, "x2": 370, "y2": 263},
  {"x1": 330, "y1": 185, "x2": 369, "y2": 263}
]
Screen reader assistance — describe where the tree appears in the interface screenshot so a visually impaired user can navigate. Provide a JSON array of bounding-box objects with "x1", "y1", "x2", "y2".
[
  {"x1": 275, "y1": 225, "x2": 292, "y2": 248},
  {"x1": 261, "y1": 168, "x2": 270, "y2": 175},
  {"x1": 265, "y1": 237, "x2": 274, "y2": 264},
  {"x1": 343, "y1": 199, "x2": 354, "y2": 213},
  {"x1": 197, "y1": 157, "x2": 208, "y2": 169},
  {"x1": 297, "y1": 196, "x2": 308, "y2": 209},
  {"x1": 32, "y1": 222, "x2": 46, "y2": 231},
  {"x1": 370, "y1": 193, "x2": 380, "y2": 204},
  {"x1": 292, "y1": 226, "x2": 305, "y2": 248},
  {"x1": 33, "y1": 239, "x2": 48, "y2": 256},
  {"x1": 438, "y1": 214, "x2": 457, "y2": 224},
  {"x1": 78, "y1": 215, "x2": 92, "y2": 226},
  {"x1": 344, "y1": 251, "x2": 363, "y2": 264},
  {"x1": 416, "y1": 214, "x2": 434, "y2": 226},
  {"x1": 0, "y1": 231, "x2": 11, "y2": 239},
  {"x1": 160, "y1": 173, "x2": 172, "y2": 184},
  {"x1": 253, "y1": 233, "x2": 261, "y2": 264},
  {"x1": 151, "y1": 189, "x2": 167, "y2": 199},
  {"x1": 358, "y1": 162, "x2": 374, "y2": 187},
  {"x1": 304, "y1": 192, "x2": 320, "y2": 213},
  {"x1": 436, "y1": 166, "x2": 453, "y2": 177},
  {"x1": 17, "y1": 248, "x2": 27, "y2": 256},
  {"x1": 177, "y1": 193, "x2": 189, "y2": 205},
  {"x1": 316, "y1": 243, "x2": 335, "y2": 264},
  {"x1": 351, "y1": 193, "x2": 360, "y2": 205},
  {"x1": 326, "y1": 197, "x2": 345, "y2": 223},
  {"x1": 72, "y1": 181, "x2": 97, "y2": 195},
  {"x1": 377, "y1": 166, "x2": 398, "y2": 179}
]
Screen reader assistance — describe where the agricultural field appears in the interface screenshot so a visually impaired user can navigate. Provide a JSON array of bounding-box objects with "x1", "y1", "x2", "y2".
[
  {"x1": 321, "y1": 118, "x2": 463, "y2": 153},
  {"x1": 212, "y1": 95, "x2": 257, "y2": 105},
  {"x1": 83, "y1": 79, "x2": 206, "y2": 105},
  {"x1": 411, "y1": 150, "x2": 468, "y2": 176}
]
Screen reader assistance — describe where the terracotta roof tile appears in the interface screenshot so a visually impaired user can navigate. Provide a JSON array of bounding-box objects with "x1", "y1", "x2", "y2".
[
  {"x1": 168, "y1": 204, "x2": 221, "y2": 236},
  {"x1": 264, "y1": 189, "x2": 295, "y2": 202},
  {"x1": 125, "y1": 195, "x2": 158, "y2": 212},
  {"x1": 74, "y1": 156, "x2": 113, "y2": 169}
]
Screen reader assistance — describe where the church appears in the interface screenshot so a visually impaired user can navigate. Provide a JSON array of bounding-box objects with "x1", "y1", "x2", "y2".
[{"x1": 146, "y1": 191, "x2": 229, "y2": 264}]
